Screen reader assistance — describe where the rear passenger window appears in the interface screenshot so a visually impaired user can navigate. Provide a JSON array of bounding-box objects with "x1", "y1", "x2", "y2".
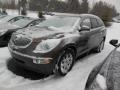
[{"x1": 91, "y1": 18, "x2": 98, "y2": 28}]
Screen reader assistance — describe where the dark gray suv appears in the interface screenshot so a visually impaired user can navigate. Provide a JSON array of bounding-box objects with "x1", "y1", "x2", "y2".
[{"x1": 9, "y1": 14, "x2": 106, "y2": 76}]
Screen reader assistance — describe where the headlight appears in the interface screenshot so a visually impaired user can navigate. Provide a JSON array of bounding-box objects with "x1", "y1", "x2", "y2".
[
  {"x1": 33, "y1": 39, "x2": 61, "y2": 53},
  {"x1": 0, "y1": 30, "x2": 7, "y2": 36}
]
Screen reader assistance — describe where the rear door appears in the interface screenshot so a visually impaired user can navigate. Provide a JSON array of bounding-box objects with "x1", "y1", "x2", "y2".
[{"x1": 89, "y1": 18, "x2": 105, "y2": 49}]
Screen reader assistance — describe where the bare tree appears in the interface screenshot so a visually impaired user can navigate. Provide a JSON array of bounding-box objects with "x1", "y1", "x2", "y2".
[
  {"x1": 9, "y1": 0, "x2": 16, "y2": 9},
  {"x1": 18, "y1": 0, "x2": 27, "y2": 15},
  {"x1": 29, "y1": 0, "x2": 48, "y2": 11},
  {"x1": 90, "y1": 1, "x2": 118, "y2": 26},
  {"x1": 80, "y1": 0, "x2": 89, "y2": 13},
  {"x1": 67, "y1": 0, "x2": 81, "y2": 13}
]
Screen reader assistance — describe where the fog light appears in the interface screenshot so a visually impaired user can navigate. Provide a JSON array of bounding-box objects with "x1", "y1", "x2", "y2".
[
  {"x1": 33, "y1": 59, "x2": 41, "y2": 64},
  {"x1": 33, "y1": 58, "x2": 52, "y2": 64}
]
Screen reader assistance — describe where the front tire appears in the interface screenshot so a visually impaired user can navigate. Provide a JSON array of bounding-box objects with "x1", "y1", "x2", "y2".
[{"x1": 56, "y1": 48, "x2": 75, "y2": 76}]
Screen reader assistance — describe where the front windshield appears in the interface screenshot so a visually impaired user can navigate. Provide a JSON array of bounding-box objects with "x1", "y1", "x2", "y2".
[
  {"x1": 0, "y1": 15, "x2": 14, "y2": 22},
  {"x1": 12, "y1": 18, "x2": 33, "y2": 27},
  {"x1": 37, "y1": 16, "x2": 79, "y2": 30}
]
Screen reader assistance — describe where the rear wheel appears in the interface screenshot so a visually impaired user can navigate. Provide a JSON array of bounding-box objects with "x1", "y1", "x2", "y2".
[
  {"x1": 95, "y1": 40, "x2": 105, "y2": 53},
  {"x1": 56, "y1": 48, "x2": 75, "y2": 76}
]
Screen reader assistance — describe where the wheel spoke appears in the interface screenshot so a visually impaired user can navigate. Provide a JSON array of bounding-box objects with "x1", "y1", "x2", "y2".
[
  {"x1": 100, "y1": 41, "x2": 104, "y2": 51},
  {"x1": 60, "y1": 52, "x2": 73, "y2": 74}
]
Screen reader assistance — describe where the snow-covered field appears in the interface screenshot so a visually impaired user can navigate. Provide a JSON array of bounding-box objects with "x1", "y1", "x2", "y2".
[
  {"x1": 0, "y1": 10, "x2": 119, "y2": 90},
  {"x1": 7, "y1": 9, "x2": 52, "y2": 19}
]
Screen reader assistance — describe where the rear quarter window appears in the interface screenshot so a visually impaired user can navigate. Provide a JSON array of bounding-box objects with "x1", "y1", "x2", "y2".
[
  {"x1": 91, "y1": 18, "x2": 104, "y2": 29},
  {"x1": 97, "y1": 19, "x2": 104, "y2": 27}
]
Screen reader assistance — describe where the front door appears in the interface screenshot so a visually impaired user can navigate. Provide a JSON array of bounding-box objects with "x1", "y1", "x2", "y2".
[{"x1": 77, "y1": 18, "x2": 92, "y2": 54}]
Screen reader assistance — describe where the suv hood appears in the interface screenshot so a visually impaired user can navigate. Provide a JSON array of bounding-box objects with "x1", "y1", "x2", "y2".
[{"x1": 15, "y1": 26, "x2": 72, "y2": 39}]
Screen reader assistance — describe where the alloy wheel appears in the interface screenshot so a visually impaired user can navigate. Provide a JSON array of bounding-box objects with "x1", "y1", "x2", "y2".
[
  {"x1": 97, "y1": 40, "x2": 105, "y2": 52},
  {"x1": 60, "y1": 53, "x2": 73, "y2": 74}
]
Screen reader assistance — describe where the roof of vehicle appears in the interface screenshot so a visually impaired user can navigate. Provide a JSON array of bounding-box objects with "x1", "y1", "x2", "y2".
[
  {"x1": 80, "y1": 14, "x2": 100, "y2": 18},
  {"x1": 54, "y1": 13, "x2": 100, "y2": 19}
]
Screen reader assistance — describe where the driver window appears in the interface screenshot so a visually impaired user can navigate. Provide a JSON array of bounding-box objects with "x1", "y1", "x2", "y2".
[{"x1": 81, "y1": 18, "x2": 91, "y2": 28}]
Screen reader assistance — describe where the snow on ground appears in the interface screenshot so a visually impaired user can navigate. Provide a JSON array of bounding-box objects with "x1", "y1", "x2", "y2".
[
  {"x1": 0, "y1": 10, "x2": 119, "y2": 90},
  {"x1": 0, "y1": 47, "x2": 113, "y2": 90},
  {"x1": 7, "y1": 9, "x2": 52, "y2": 19},
  {"x1": 106, "y1": 23, "x2": 120, "y2": 42}
]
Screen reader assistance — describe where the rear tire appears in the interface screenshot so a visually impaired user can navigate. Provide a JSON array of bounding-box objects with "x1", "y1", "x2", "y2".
[
  {"x1": 94, "y1": 40, "x2": 105, "y2": 53},
  {"x1": 56, "y1": 48, "x2": 75, "y2": 76}
]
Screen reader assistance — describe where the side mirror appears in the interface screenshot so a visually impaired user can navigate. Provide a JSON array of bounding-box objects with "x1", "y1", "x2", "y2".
[
  {"x1": 79, "y1": 25, "x2": 90, "y2": 32},
  {"x1": 109, "y1": 39, "x2": 118, "y2": 47}
]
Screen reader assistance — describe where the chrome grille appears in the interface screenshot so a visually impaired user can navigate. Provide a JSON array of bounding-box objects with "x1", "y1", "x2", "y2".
[{"x1": 11, "y1": 34, "x2": 32, "y2": 48}]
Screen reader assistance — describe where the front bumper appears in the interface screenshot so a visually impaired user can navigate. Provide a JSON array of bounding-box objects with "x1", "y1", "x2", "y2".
[{"x1": 8, "y1": 46, "x2": 56, "y2": 74}]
